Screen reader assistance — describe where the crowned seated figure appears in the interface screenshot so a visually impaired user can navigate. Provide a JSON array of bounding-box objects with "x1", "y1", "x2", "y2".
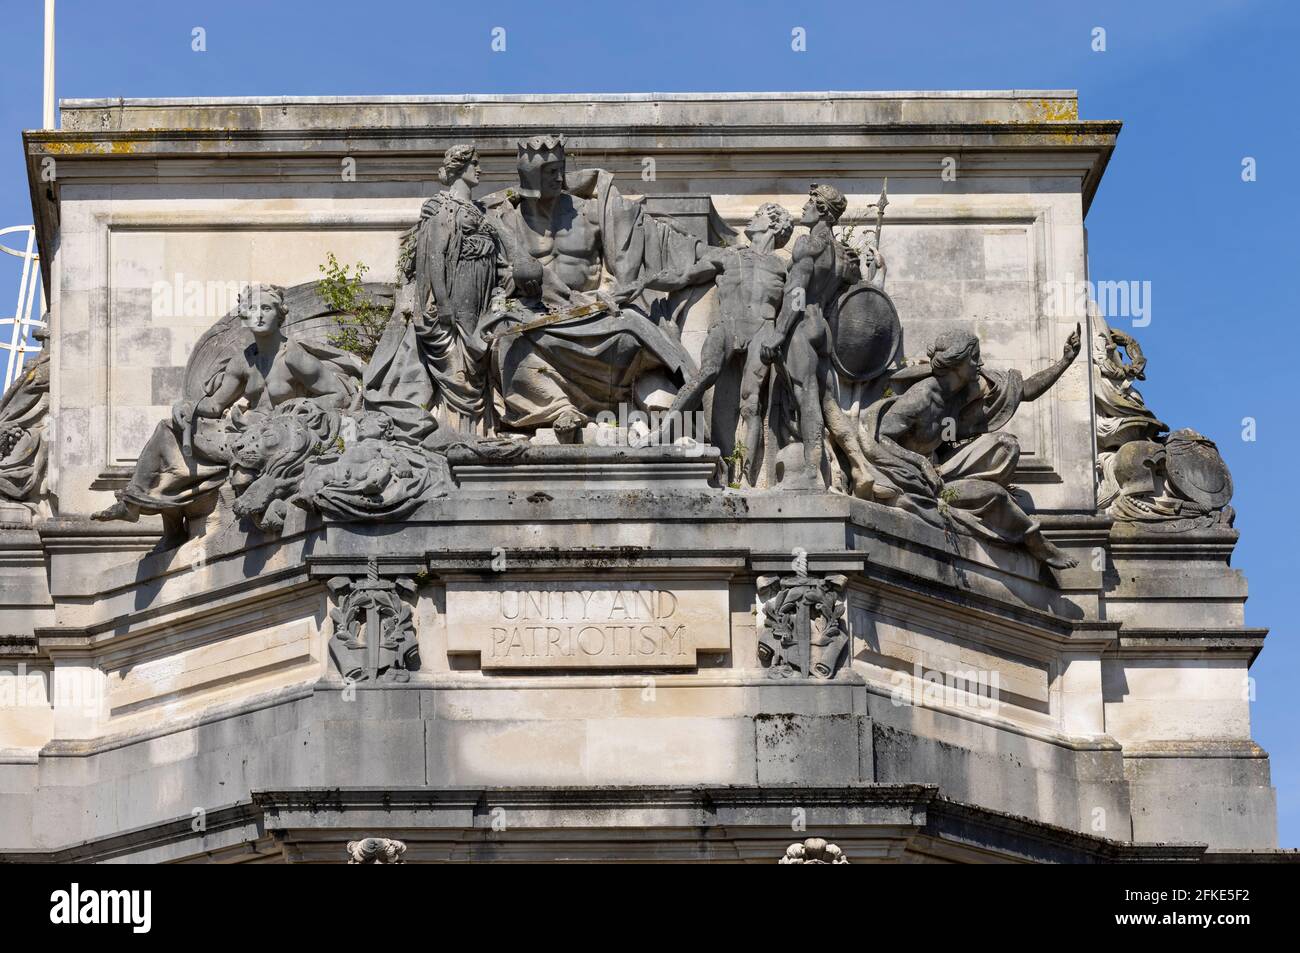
[{"x1": 480, "y1": 135, "x2": 704, "y2": 438}]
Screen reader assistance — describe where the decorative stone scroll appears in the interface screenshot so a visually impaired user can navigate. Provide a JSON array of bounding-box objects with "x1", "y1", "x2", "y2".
[
  {"x1": 326, "y1": 559, "x2": 421, "y2": 682},
  {"x1": 757, "y1": 573, "x2": 849, "y2": 679}
]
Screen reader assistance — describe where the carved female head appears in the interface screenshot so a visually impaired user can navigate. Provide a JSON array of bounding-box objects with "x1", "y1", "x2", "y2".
[
  {"x1": 928, "y1": 329, "x2": 983, "y2": 384},
  {"x1": 238, "y1": 284, "x2": 287, "y2": 337},
  {"x1": 438, "y1": 144, "x2": 480, "y2": 188}
]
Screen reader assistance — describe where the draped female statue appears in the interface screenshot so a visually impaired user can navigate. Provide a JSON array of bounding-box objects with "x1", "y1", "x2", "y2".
[{"x1": 366, "y1": 145, "x2": 501, "y2": 441}]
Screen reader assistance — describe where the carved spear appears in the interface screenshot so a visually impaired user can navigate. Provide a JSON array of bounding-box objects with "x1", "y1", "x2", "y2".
[
  {"x1": 858, "y1": 178, "x2": 888, "y2": 285},
  {"x1": 872, "y1": 177, "x2": 889, "y2": 251}
]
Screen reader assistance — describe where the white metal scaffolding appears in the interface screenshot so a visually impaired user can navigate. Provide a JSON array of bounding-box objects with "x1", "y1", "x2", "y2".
[{"x1": 0, "y1": 226, "x2": 45, "y2": 391}]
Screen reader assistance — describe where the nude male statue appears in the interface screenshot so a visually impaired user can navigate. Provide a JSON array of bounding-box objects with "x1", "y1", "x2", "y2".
[
  {"x1": 760, "y1": 183, "x2": 874, "y2": 491},
  {"x1": 629, "y1": 202, "x2": 794, "y2": 480}
]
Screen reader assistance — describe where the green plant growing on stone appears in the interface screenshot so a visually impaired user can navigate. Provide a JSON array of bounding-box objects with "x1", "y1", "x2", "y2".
[
  {"x1": 723, "y1": 440, "x2": 748, "y2": 489},
  {"x1": 837, "y1": 218, "x2": 859, "y2": 247},
  {"x1": 938, "y1": 485, "x2": 958, "y2": 515},
  {"x1": 837, "y1": 214, "x2": 873, "y2": 256},
  {"x1": 396, "y1": 235, "x2": 415, "y2": 279},
  {"x1": 317, "y1": 252, "x2": 390, "y2": 362}
]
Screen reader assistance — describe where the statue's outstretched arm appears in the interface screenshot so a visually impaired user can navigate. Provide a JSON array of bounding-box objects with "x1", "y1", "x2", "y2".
[
  {"x1": 638, "y1": 253, "x2": 724, "y2": 295},
  {"x1": 1023, "y1": 323, "x2": 1082, "y2": 401}
]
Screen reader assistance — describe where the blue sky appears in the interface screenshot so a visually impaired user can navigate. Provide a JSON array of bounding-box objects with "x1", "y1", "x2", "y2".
[{"x1": 1, "y1": 0, "x2": 1296, "y2": 845}]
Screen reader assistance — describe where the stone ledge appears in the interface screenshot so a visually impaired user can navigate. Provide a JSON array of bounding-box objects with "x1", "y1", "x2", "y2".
[
  {"x1": 1113, "y1": 628, "x2": 1268, "y2": 662},
  {"x1": 448, "y1": 443, "x2": 722, "y2": 491},
  {"x1": 4, "y1": 783, "x2": 1253, "y2": 864},
  {"x1": 53, "y1": 90, "x2": 1102, "y2": 133}
]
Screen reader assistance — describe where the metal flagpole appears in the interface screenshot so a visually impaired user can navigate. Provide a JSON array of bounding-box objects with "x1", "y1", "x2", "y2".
[{"x1": 44, "y1": 0, "x2": 56, "y2": 130}]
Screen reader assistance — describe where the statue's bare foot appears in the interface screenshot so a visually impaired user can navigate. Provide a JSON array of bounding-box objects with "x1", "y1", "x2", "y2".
[
  {"x1": 1045, "y1": 551, "x2": 1079, "y2": 570},
  {"x1": 554, "y1": 410, "x2": 585, "y2": 444},
  {"x1": 1029, "y1": 534, "x2": 1078, "y2": 569},
  {"x1": 849, "y1": 464, "x2": 874, "y2": 499},
  {"x1": 91, "y1": 501, "x2": 139, "y2": 523}
]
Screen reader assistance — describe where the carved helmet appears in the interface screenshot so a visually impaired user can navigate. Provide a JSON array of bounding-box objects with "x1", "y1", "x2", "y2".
[{"x1": 808, "y1": 182, "x2": 848, "y2": 224}]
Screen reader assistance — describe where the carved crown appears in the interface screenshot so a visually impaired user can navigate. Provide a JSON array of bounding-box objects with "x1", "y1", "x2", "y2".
[{"x1": 517, "y1": 134, "x2": 567, "y2": 162}]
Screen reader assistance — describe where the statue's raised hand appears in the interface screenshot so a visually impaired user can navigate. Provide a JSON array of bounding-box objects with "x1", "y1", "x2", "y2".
[{"x1": 1063, "y1": 323, "x2": 1082, "y2": 363}]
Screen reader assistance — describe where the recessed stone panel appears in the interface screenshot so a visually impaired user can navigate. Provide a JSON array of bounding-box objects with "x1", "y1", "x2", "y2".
[{"x1": 445, "y1": 578, "x2": 731, "y2": 670}]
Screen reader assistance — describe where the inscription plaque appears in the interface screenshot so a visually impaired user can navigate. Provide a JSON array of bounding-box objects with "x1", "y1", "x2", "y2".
[{"x1": 445, "y1": 579, "x2": 732, "y2": 669}]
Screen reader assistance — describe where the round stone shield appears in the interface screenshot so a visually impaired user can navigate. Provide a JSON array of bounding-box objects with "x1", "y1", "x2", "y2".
[
  {"x1": 830, "y1": 282, "x2": 902, "y2": 383},
  {"x1": 1164, "y1": 430, "x2": 1233, "y2": 509}
]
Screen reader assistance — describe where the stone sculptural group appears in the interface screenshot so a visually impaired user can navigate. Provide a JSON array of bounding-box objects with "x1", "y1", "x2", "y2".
[
  {"x1": 0, "y1": 132, "x2": 1242, "y2": 682},
  {"x1": 0, "y1": 133, "x2": 1234, "y2": 583},
  {"x1": 1091, "y1": 323, "x2": 1235, "y2": 531}
]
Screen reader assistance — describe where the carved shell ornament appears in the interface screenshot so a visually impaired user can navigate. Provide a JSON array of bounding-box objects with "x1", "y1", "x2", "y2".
[
  {"x1": 347, "y1": 838, "x2": 408, "y2": 864},
  {"x1": 780, "y1": 838, "x2": 849, "y2": 864}
]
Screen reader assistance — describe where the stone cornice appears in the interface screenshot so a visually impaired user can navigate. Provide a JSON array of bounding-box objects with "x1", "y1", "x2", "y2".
[
  {"x1": 1110, "y1": 627, "x2": 1268, "y2": 663},
  {"x1": 3, "y1": 782, "x2": 1235, "y2": 864},
  {"x1": 51, "y1": 89, "x2": 1108, "y2": 129},
  {"x1": 21, "y1": 89, "x2": 1120, "y2": 295}
]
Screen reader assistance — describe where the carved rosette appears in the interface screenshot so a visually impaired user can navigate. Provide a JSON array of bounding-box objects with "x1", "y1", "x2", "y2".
[
  {"x1": 779, "y1": 837, "x2": 849, "y2": 864},
  {"x1": 326, "y1": 559, "x2": 420, "y2": 683},
  {"x1": 756, "y1": 573, "x2": 849, "y2": 679},
  {"x1": 346, "y1": 837, "x2": 407, "y2": 864}
]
